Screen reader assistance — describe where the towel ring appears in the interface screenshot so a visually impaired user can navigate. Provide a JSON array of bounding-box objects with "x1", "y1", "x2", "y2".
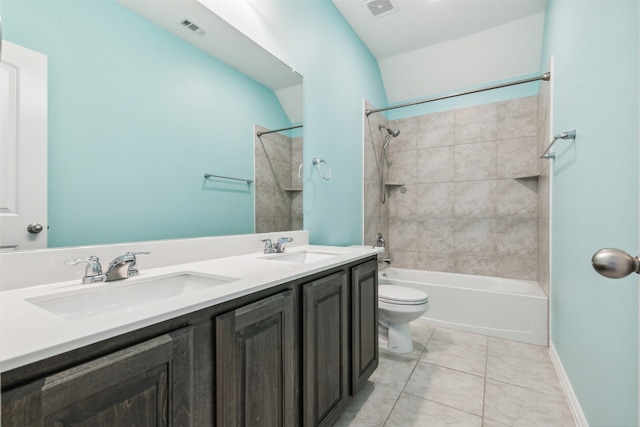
[{"x1": 312, "y1": 158, "x2": 332, "y2": 181}]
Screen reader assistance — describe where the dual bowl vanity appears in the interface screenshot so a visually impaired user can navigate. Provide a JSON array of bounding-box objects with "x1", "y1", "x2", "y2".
[{"x1": 1, "y1": 240, "x2": 380, "y2": 426}]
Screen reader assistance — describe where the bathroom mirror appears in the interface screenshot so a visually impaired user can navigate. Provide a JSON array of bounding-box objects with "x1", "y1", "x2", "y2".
[{"x1": 1, "y1": 0, "x2": 303, "y2": 250}]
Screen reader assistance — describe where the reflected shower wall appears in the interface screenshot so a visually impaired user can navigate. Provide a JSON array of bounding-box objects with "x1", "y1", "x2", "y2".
[{"x1": 254, "y1": 125, "x2": 303, "y2": 233}]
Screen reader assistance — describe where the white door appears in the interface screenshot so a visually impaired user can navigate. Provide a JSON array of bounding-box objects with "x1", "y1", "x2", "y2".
[{"x1": 0, "y1": 41, "x2": 48, "y2": 251}]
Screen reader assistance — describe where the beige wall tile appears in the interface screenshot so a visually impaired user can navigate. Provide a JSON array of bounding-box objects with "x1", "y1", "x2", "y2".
[
  {"x1": 455, "y1": 103, "x2": 498, "y2": 144},
  {"x1": 496, "y1": 179, "x2": 538, "y2": 218},
  {"x1": 454, "y1": 180, "x2": 497, "y2": 217},
  {"x1": 497, "y1": 136, "x2": 537, "y2": 178},
  {"x1": 388, "y1": 149, "x2": 417, "y2": 184},
  {"x1": 496, "y1": 217, "x2": 537, "y2": 258},
  {"x1": 497, "y1": 257, "x2": 537, "y2": 280},
  {"x1": 417, "y1": 110, "x2": 455, "y2": 149},
  {"x1": 416, "y1": 182, "x2": 455, "y2": 217},
  {"x1": 454, "y1": 218, "x2": 498, "y2": 256},
  {"x1": 417, "y1": 146, "x2": 455, "y2": 183},
  {"x1": 454, "y1": 141, "x2": 497, "y2": 181},
  {"x1": 497, "y1": 96, "x2": 538, "y2": 138},
  {"x1": 389, "y1": 116, "x2": 418, "y2": 152},
  {"x1": 454, "y1": 255, "x2": 498, "y2": 277}
]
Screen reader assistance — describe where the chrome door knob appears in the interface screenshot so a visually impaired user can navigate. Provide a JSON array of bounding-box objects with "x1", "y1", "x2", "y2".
[
  {"x1": 592, "y1": 248, "x2": 640, "y2": 279},
  {"x1": 27, "y1": 223, "x2": 44, "y2": 234}
]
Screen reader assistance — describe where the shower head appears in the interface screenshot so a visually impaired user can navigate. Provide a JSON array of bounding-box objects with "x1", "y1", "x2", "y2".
[
  {"x1": 379, "y1": 124, "x2": 400, "y2": 138},
  {"x1": 379, "y1": 124, "x2": 400, "y2": 150}
]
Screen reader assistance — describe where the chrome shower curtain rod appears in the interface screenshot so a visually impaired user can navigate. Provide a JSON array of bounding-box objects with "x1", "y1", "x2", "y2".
[
  {"x1": 256, "y1": 124, "x2": 303, "y2": 137},
  {"x1": 365, "y1": 73, "x2": 551, "y2": 116}
]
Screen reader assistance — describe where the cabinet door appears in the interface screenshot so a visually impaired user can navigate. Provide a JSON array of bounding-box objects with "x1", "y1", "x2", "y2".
[
  {"x1": 1, "y1": 327, "x2": 193, "y2": 427},
  {"x1": 351, "y1": 259, "x2": 379, "y2": 394},
  {"x1": 302, "y1": 271, "x2": 349, "y2": 427},
  {"x1": 216, "y1": 290, "x2": 295, "y2": 427}
]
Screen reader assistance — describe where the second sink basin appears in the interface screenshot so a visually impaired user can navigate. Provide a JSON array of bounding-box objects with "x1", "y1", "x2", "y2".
[
  {"x1": 261, "y1": 250, "x2": 344, "y2": 263},
  {"x1": 27, "y1": 273, "x2": 239, "y2": 321}
]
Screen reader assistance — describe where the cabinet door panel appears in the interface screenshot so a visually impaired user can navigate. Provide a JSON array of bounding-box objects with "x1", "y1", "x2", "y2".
[
  {"x1": 302, "y1": 271, "x2": 349, "y2": 427},
  {"x1": 351, "y1": 259, "x2": 379, "y2": 394},
  {"x1": 216, "y1": 290, "x2": 295, "y2": 427},
  {"x1": 2, "y1": 327, "x2": 193, "y2": 427}
]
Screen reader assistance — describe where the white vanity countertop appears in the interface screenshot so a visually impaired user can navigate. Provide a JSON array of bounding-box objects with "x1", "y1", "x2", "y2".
[{"x1": 0, "y1": 245, "x2": 379, "y2": 373}]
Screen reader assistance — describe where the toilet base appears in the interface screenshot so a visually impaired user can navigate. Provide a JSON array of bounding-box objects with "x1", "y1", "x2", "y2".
[{"x1": 379, "y1": 321, "x2": 414, "y2": 354}]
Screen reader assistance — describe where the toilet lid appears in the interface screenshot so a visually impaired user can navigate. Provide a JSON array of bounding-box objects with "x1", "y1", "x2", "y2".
[{"x1": 379, "y1": 285, "x2": 428, "y2": 305}]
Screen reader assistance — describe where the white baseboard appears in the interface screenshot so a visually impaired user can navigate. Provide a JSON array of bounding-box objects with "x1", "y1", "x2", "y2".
[{"x1": 549, "y1": 342, "x2": 589, "y2": 427}]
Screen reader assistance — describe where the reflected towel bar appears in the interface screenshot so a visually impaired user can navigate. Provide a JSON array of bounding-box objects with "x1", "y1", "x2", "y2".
[
  {"x1": 540, "y1": 130, "x2": 577, "y2": 160},
  {"x1": 204, "y1": 173, "x2": 253, "y2": 184}
]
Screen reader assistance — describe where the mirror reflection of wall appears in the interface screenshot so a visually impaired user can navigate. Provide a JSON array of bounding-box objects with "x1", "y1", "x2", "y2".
[
  {"x1": 254, "y1": 126, "x2": 303, "y2": 233},
  {"x1": 2, "y1": 0, "x2": 302, "y2": 249}
]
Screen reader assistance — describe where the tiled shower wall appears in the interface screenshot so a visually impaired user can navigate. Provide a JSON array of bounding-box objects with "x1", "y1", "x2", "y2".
[
  {"x1": 254, "y1": 125, "x2": 303, "y2": 233},
  {"x1": 364, "y1": 96, "x2": 550, "y2": 282}
]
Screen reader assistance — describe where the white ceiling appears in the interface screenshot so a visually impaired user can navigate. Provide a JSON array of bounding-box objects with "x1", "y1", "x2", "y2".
[{"x1": 331, "y1": 0, "x2": 548, "y2": 60}]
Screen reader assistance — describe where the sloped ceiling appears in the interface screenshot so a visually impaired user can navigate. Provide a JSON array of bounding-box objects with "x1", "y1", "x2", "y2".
[{"x1": 332, "y1": 0, "x2": 548, "y2": 103}]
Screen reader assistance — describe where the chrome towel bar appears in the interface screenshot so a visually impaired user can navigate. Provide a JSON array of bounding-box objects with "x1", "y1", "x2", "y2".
[
  {"x1": 540, "y1": 130, "x2": 577, "y2": 160},
  {"x1": 204, "y1": 173, "x2": 253, "y2": 184}
]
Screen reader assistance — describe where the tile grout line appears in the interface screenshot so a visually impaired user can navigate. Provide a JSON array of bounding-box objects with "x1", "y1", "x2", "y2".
[{"x1": 381, "y1": 328, "x2": 431, "y2": 426}]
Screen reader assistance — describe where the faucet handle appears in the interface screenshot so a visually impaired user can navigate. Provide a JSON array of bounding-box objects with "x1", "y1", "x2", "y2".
[
  {"x1": 123, "y1": 251, "x2": 150, "y2": 277},
  {"x1": 261, "y1": 238, "x2": 275, "y2": 253},
  {"x1": 65, "y1": 256, "x2": 105, "y2": 284}
]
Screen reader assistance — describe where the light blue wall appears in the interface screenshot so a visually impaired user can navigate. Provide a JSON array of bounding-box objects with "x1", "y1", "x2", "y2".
[
  {"x1": 298, "y1": 3, "x2": 388, "y2": 245},
  {"x1": 541, "y1": 1, "x2": 639, "y2": 424},
  {"x1": 3, "y1": 0, "x2": 292, "y2": 247}
]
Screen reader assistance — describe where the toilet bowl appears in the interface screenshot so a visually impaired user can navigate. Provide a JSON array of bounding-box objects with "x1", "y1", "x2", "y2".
[{"x1": 378, "y1": 284, "x2": 429, "y2": 353}]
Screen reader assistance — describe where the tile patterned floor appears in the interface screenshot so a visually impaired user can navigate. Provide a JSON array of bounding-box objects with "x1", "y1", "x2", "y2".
[{"x1": 335, "y1": 322, "x2": 576, "y2": 427}]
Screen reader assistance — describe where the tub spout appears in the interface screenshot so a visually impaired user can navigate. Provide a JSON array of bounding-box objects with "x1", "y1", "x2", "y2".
[{"x1": 379, "y1": 258, "x2": 391, "y2": 264}]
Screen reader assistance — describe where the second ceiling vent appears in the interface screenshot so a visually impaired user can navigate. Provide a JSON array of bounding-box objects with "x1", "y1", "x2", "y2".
[{"x1": 363, "y1": 0, "x2": 399, "y2": 18}]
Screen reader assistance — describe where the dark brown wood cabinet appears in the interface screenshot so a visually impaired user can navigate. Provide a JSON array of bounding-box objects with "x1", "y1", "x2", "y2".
[
  {"x1": 350, "y1": 259, "x2": 379, "y2": 394},
  {"x1": 1, "y1": 327, "x2": 193, "y2": 427},
  {"x1": 1, "y1": 256, "x2": 378, "y2": 427},
  {"x1": 215, "y1": 290, "x2": 296, "y2": 427},
  {"x1": 302, "y1": 271, "x2": 349, "y2": 427}
]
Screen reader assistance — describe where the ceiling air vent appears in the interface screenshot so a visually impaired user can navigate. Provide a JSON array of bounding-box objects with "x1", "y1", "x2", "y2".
[
  {"x1": 363, "y1": 0, "x2": 398, "y2": 18},
  {"x1": 178, "y1": 19, "x2": 206, "y2": 36}
]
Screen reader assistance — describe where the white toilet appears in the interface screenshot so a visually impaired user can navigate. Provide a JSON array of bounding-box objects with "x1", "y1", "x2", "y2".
[{"x1": 378, "y1": 285, "x2": 429, "y2": 353}]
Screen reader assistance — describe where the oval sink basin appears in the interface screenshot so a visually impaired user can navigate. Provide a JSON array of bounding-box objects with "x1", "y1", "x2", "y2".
[
  {"x1": 261, "y1": 250, "x2": 343, "y2": 263},
  {"x1": 27, "y1": 273, "x2": 238, "y2": 321}
]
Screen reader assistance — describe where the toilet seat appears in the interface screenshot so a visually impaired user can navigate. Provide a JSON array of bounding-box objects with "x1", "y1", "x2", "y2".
[{"x1": 379, "y1": 285, "x2": 428, "y2": 305}]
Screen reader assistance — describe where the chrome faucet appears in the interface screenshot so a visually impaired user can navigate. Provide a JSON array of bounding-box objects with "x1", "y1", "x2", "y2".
[
  {"x1": 65, "y1": 251, "x2": 150, "y2": 283},
  {"x1": 378, "y1": 258, "x2": 392, "y2": 265},
  {"x1": 261, "y1": 237, "x2": 293, "y2": 254},
  {"x1": 104, "y1": 252, "x2": 151, "y2": 281}
]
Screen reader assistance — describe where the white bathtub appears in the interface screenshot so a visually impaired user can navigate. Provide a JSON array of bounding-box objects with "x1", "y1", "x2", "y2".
[{"x1": 378, "y1": 268, "x2": 548, "y2": 346}]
